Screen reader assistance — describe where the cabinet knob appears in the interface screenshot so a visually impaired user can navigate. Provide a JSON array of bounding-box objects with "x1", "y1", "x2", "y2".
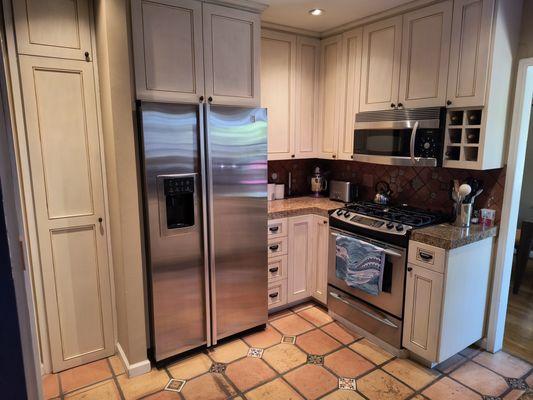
[
  {"x1": 332, "y1": 154, "x2": 336, "y2": 159},
  {"x1": 84, "y1": 51, "x2": 90, "y2": 62},
  {"x1": 407, "y1": 267, "x2": 413, "y2": 272},
  {"x1": 397, "y1": 103, "x2": 403, "y2": 108},
  {"x1": 350, "y1": 155, "x2": 354, "y2": 159},
  {"x1": 446, "y1": 100, "x2": 452, "y2": 106},
  {"x1": 323, "y1": 220, "x2": 327, "y2": 224},
  {"x1": 98, "y1": 217, "x2": 103, "y2": 223},
  {"x1": 291, "y1": 154, "x2": 295, "y2": 158},
  {"x1": 208, "y1": 96, "x2": 213, "y2": 103},
  {"x1": 390, "y1": 103, "x2": 396, "y2": 108},
  {"x1": 199, "y1": 96, "x2": 204, "y2": 102}
]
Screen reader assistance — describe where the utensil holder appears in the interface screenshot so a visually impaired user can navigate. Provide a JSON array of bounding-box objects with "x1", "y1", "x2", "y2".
[{"x1": 453, "y1": 203, "x2": 472, "y2": 227}]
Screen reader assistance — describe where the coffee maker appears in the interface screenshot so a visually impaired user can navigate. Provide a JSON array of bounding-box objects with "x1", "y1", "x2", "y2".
[{"x1": 310, "y1": 166, "x2": 327, "y2": 197}]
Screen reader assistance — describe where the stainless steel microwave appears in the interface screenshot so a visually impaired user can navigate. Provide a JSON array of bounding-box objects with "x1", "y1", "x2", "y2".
[{"x1": 353, "y1": 107, "x2": 446, "y2": 167}]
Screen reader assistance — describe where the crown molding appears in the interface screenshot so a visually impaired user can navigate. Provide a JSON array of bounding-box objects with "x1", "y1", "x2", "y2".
[
  {"x1": 202, "y1": 0, "x2": 268, "y2": 13},
  {"x1": 261, "y1": 21, "x2": 321, "y2": 38}
]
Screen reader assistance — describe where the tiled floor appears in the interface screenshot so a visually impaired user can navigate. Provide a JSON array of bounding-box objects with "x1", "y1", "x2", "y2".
[{"x1": 42, "y1": 303, "x2": 533, "y2": 400}]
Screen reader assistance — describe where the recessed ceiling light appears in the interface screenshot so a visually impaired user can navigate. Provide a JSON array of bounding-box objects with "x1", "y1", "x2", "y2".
[{"x1": 308, "y1": 8, "x2": 324, "y2": 16}]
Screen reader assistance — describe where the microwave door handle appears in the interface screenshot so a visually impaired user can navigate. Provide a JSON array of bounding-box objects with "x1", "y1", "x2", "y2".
[{"x1": 409, "y1": 120, "x2": 420, "y2": 165}]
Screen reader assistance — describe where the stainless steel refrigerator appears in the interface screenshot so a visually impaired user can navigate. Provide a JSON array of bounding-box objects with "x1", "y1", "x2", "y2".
[{"x1": 138, "y1": 101, "x2": 268, "y2": 362}]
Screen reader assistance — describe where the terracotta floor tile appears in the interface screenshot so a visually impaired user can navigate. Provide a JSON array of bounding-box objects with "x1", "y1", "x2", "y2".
[
  {"x1": 473, "y1": 351, "x2": 532, "y2": 378},
  {"x1": 269, "y1": 314, "x2": 315, "y2": 336},
  {"x1": 268, "y1": 309, "x2": 294, "y2": 322},
  {"x1": 108, "y1": 356, "x2": 125, "y2": 376},
  {"x1": 527, "y1": 372, "x2": 533, "y2": 387},
  {"x1": 459, "y1": 346, "x2": 482, "y2": 359},
  {"x1": 450, "y1": 361, "x2": 509, "y2": 397},
  {"x1": 262, "y1": 343, "x2": 307, "y2": 373},
  {"x1": 324, "y1": 348, "x2": 374, "y2": 378},
  {"x1": 504, "y1": 389, "x2": 527, "y2": 400},
  {"x1": 297, "y1": 306, "x2": 333, "y2": 327},
  {"x1": 435, "y1": 354, "x2": 467, "y2": 374},
  {"x1": 245, "y1": 378, "x2": 303, "y2": 400},
  {"x1": 321, "y1": 322, "x2": 360, "y2": 345},
  {"x1": 296, "y1": 329, "x2": 342, "y2": 355},
  {"x1": 117, "y1": 369, "x2": 169, "y2": 400},
  {"x1": 59, "y1": 359, "x2": 112, "y2": 393},
  {"x1": 357, "y1": 370, "x2": 413, "y2": 400},
  {"x1": 143, "y1": 391, "x2": 181, "y2": 399},
  {"x1": 64, "y1": 379, "x2": 120, "y2": 400},
  {"x1": 383, "y1": 358, "x2": 440, "y2": 390},
  {"x1": 225, "y1": 357, "x2": 276, "y2": 392},
  {"x1": 167, "y1": 353, "x2": 212, "y2": 380},
  {"x1": 349, "y1": 339, "x2": 394, "y2": 365},
  {"x1": 284, "y1": 364, "x2": 338, "y2": 400},
  {"x1": 291, "y1": 302, "x2": 315, "y2": 313},
  {"x1": 207, "y1": 339, "x2": 249, "y2": 363},
  {"x1": 43, "y1": 374, "x2": 60, "y2": 399},
  {"x1": 180, "y1": 373, "x2": 236, "y2": 400},
  {"x1": 422, "y1": 377, "x2": 481, "y2": 400},
  {"x1": 321, "y1": 390, "x2": 365, "y2": 400},
  {"x1": 243, "y1": 325, "x2": 282, "y2": 348}
]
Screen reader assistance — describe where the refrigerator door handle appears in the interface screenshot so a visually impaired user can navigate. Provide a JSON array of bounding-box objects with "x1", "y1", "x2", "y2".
[{"x1": 198, "y1": 103, "x2": 212, "y2": 347}]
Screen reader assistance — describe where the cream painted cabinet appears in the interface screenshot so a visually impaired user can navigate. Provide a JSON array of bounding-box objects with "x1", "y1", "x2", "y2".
[
  {"x1": 338, "y1": 28, "x2": 363, "y2": 160},
  {"x1": 399, "y1": 2, "x2": 452, "y2": 108},
  {"x1": 295, "y1": 36, "x2": 320, "y2": 159},
  {"x1": 12, "y1": 0, "x2": 92, "y2": 60},
  {"x1": 360, "y1": 16, "x2": 402, "y2": 112},
  {"x1": 261, "y1": 30, "x2": 296, "y2": 160},
  {"x1": 318, "y1": 35, "x2": 343, "y2": 159},
  {"x1": 311, "y1": 216, "x2": 329, "y2": 304},
  {"x1": 446, "y1": 0, "x2": 494, "y2": 108},
  {"x1": 19, "y1": 56, "x2": 114, "y2": 371},
  {"x1": 203, "y1": 3, "x2": 261, "y2": 106},
  {"x1": 287, "y1": 215, "x2": 314, "y2": 303},
  {"x1": 131, "y1": 0, "x2": 204, "y2": 103}
]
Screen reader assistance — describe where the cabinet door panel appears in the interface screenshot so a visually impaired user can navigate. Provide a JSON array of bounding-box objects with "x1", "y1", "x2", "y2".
[
  {"x1": 19, "y1": 56, "x2": 114, "y2": 371},
  {"x1": 399, "y1": 1, "x2": 452, "y2": 108},
  {"x1": 360, "y1": 16, "x2": 402, "y2": 112},
  {"x1": 447, "y1": 0, "x2": 494, "y2": 107},
  {"x1": 261, "y1": 30, "x2": 296, "y2": 160},
  {"x1": 131, "y1": 0, "x2": 204, "y2": 102},
  {"x1": 13, "y1": 0, "x2": 92, "y2": 60},
  {"x1": 403, "y1": 264, "x2": 443, "y2": 362},
  {"x1": 311, "y1": 217, "x2": 329, "y2": 304},
  {"x1": 288, "y1": 216, "x2": 313, "y2": 303},
  {"x1": 204, "y1": 4, "x2": 260, "y2": 106}
]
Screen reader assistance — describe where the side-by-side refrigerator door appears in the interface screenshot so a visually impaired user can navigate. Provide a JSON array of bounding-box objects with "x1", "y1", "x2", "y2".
[
  {"x1": 139, "y1": 102, "x2": 211, "y2": 362},
  {"x1": 205, "y1": 105, "x2": 268, "y2": 343}
]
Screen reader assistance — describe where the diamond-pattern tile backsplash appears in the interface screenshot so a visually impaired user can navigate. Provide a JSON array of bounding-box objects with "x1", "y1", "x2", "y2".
[{"x1": 268, "y1": 159, "x2": 505, "y2": 221}]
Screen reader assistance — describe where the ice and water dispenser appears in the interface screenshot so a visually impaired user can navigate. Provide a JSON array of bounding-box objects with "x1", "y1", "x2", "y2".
[{"x1": 158, "y1": 174, "x2": 197, "y2": 234}]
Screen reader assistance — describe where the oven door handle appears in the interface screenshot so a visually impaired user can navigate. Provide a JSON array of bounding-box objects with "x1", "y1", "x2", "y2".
[
  {"x1": 409, "y1": 120, "x2": 420, "y2": 165},
  {"x1": 329, "y1": 291, "x2": 399, "y2": 329},
  {"x1": 330, "y1": 232, "x2": 403, "y2": 258}
]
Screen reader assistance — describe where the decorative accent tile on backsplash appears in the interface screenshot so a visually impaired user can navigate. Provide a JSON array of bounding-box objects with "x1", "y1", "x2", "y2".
[{"x1": 268, "y1": 159, "x2": 505, "y2": 221}]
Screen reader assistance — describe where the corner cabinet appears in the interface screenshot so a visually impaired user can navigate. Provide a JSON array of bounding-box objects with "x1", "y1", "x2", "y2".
[
  {"x1": 132, "y1": 0, "x2": 262, "y2": 106},
  {"x1": 311, "y1": 216, "x2": 329, "y2": 304},
  {"x1": 287, "y1": 215, "x2": 314, "y2": 303}
]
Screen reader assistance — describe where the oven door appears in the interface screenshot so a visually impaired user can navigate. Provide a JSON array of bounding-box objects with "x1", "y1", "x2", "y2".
[{"x1": 328, "y1": 228, "x2": 406, "y2": 318}]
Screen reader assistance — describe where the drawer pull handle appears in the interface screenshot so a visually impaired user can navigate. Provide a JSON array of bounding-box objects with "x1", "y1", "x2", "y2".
[
  {"x1": 418, "y1": 251, "x2": 433, "y2": 261},
  {"x1": 269, "y1": 267, "x2": 279, "y2": 273},
  {"x1": 269, "y1": 226, "x2": 279, "y2": 233},
  {"x1": 269, "y1": 292, "x2": 279, "y2": 298},
  {"x1": 269, "y1": 244, "x2": 279, "y2": 251}
]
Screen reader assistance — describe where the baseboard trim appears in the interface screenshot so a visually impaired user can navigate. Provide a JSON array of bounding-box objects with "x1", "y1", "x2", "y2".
[{"x1": 116, "y1": 342, "x2": 151, "y2": 378}]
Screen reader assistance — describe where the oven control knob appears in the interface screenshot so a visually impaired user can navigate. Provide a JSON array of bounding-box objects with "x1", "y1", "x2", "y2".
[
  {"x1": 344, "y1": 211, "x2": 351, "y2": 218},
  {"x1": 396, "y1": 224, "x2": 404, "y2": 232},
  {"x1": 336, "y1": 210, "x2": 344, "y2": 216},
  {"x1": 386, "y1": 222, "x2": 394, "y2": 229}
]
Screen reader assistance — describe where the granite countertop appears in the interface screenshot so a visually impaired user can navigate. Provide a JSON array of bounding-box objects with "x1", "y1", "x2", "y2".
[
  {"x1": 268, "y1": 196, "x2": 341, "y2": 219},
  {"x1": 410, "y1": 223, "x2": 499, "y2": 250}
]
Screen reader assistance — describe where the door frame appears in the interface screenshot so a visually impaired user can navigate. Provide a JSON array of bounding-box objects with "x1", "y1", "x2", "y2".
[{"x1": 486, "y1": 58, "x2": 533, "y2": 352}]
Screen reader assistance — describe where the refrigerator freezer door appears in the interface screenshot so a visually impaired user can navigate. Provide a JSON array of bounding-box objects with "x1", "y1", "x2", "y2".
[
  {"x1": 139, "y1": 102, "x2": 210, "y2": 361},
  {"x1": 205, "y1": 105, "x2": 268, "y2": 342}
]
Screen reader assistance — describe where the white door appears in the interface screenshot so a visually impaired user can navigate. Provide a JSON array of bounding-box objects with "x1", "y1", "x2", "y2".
[
  {"x1": 399, "y1": 1, "x2": 453, "y2": 108},
  {"x1": 360, "y1": 16, "x2": 403, "y2": 112},
  {"x1": 403, "y1": 263, "x2": 443, "y2": 362},
  {"x1": 19, "y1": 56, "x2": 114, "y2": 372},
  {"x1": 338, "y1": 28, "x2": 363, "y2": 160},
  {"x1": 318, "y1": 35, "x2": 343, "y2": 160},
  {"x1": 131, "y1": 0, "x2": 204, "y2": 103},
  {"x1": 12, "y1": 0, "x2": 92, "y2": 61},
  {"x1": 203, "y1": 3, "x2": 261, "y2": 106},
  {"x1": 446, "y1": 0, "x2": 494, "y2": 108},
  {"x1": 261, "y1": 30, "x2": 296, "y2": 160},
  {"x1": 311, "y1": 216, "x2": 329, "y2": 304},
  {"x1": 295, "y1": 36, "x2": 320, "y2": 159},
  {"x1": 288, "y1": 215, "x2": 313, "y2": 303}
]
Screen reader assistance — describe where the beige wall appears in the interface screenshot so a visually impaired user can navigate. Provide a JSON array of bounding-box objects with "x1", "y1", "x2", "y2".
[{"x1": 94, "y1": 0, "x2": 148, "y2": 365}]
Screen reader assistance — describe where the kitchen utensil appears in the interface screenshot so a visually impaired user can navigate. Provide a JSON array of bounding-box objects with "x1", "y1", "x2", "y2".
[
  {"x1": 310, "y1": 166, "x2": 328, "y2": 197},
  {"x1": 469, "y1": 188, "x2": 483, "y2": 204},
  {"x1": 452, "y1": 203, "x2": 473, "y2": 227},
  {"x1": 458, "y1": 184, "x2": 471, "y2": 203},
  {"x1": 374, "y1": 181, "x2": 392, "y2": 205}
]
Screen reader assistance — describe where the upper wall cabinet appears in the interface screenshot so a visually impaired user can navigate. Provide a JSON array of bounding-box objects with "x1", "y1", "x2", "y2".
[
  {"x1": 12, "y1": 0, "x2": 92, "y2": 60},
  {"x1": 132, "y1": 0, "x2": 204, "y2": 103},
  {"x1": 359, "y1": 16, "x2": 402, "y2": 112},
  {"x1": 132, "y1": 0, "x2": 262, "y2": 106},
  {"x1": 399, "y1": 1, "x2": 452, "y2": 108}
]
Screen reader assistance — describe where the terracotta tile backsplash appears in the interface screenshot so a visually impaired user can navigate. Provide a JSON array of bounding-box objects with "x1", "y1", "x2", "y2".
[{"x1": 268, "y1": 159, "x2": 505, "y2": 221}]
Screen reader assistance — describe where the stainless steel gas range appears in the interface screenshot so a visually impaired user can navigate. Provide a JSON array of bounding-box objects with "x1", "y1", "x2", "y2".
[{"x1": 327, "y1": 201, "x2": 446, "y2": 349}]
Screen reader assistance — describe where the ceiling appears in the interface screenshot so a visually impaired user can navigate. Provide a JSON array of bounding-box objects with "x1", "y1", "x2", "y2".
[{"x1": 260, "y1": 0, "x2": 415, "y2": 33}]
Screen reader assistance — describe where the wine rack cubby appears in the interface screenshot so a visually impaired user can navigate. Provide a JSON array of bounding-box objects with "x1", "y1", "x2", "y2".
[{"x1": 444, "y1": 108, "x2": 483, "y2": 166}]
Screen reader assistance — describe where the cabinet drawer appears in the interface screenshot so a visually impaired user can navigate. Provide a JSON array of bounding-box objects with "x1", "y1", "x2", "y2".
[
  {"x1": 408, "y1": 241, "x2": 446, "y2": 273},
  {"x1": 268, "y1": 255, "x2": 287, "y2": 283},
  {"x1": 268, "y1": 237, "x2": 288, "y2": 257},
  {"x1": 268, "y1": 218, "x2": 288, "y2": 239},
  {"x1": 268, "y1": 280, "x2": 287, "y2": 310}
]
